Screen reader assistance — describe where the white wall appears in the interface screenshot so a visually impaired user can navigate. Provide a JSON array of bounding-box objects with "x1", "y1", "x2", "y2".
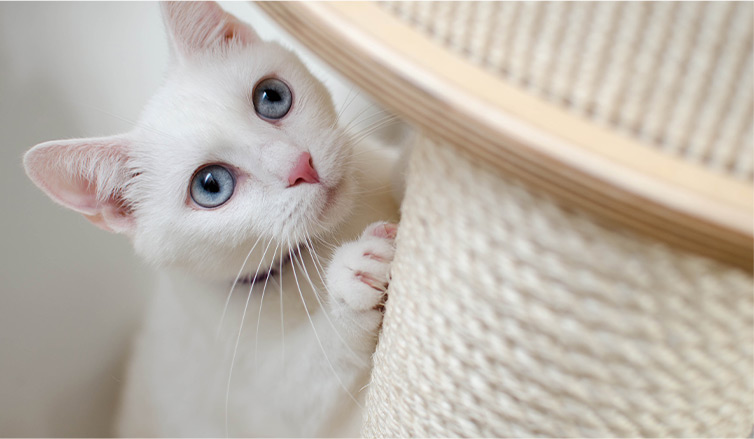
[{"x1": 0, "y1": 2, "x2": 378, "y2": 436}]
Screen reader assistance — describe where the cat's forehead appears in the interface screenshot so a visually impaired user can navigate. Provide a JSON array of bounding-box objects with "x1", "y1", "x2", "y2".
[
  {"x1": 181, "y1": 43, "x2": 319, "y2": 101},
  {"x1": 139, "y1": 41, "x2": 330, "y2": 128}
]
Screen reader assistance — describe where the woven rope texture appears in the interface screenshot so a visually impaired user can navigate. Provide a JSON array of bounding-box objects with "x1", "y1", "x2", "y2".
[
  {"x1": 363, "y1": 137, "x2": 753, "y2": 437},
  {"x1": 381, "y1": 1, "x2": 754, "y2": 181}
]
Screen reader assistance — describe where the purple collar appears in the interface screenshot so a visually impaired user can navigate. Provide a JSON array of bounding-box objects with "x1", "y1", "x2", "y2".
[{"x1": 237, "y1": 248, "x2": 296, "y2": 286}]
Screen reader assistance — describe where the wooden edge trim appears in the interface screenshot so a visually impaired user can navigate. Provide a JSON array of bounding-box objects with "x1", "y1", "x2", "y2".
[{"x1": 256, "y1": 1, "x2": 753, "y2": 270}]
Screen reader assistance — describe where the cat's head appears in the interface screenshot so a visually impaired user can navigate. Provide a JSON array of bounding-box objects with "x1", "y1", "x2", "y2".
[{"x1": 23, "y1": 2, "x2": 356, "y2": 279}]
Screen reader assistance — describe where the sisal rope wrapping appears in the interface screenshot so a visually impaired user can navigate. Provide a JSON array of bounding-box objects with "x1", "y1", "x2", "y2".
[
  {"x1": 381, "y1": 1, "x2": 754, "y2": 182},
  {"x1": 363, "y1": 137, "x2": 753, "y2": 437}
]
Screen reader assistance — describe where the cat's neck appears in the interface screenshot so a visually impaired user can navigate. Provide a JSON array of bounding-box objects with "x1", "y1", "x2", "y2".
[
  {"x1": 154, "y1": 243, "x2": 324, "y2": 339},
  {"x1": 236, "y1": 248, "x2": 293, "y2": 286}
]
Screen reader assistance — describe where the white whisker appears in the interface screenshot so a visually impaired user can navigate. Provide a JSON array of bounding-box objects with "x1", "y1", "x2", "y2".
[
  {"x1": 216, "y1": 234, "x2": 265, "y2": 340},
  {"x1": 255, "y1": 242, "x2": 280, "y2": 367},
  {"x1": 336, "y1": 86, "x2": 358, "y2": 125},
  {"x1": 287, "y1": 240, "x2": 363, "y2": 408},
  {"x1": 347, "y1": 112, "x2": 399, "y2": 136},
  {"x1": 342, "y1": 104, "x2": 386, "y2": 134},
  {"x1": 347, "y1": 116, "x2": 401, "y2": 146},
  {"x1": 278, "y1": 245, "x2": 285, "y2": 365},
  {"x1": 304, "y1": 236, "x2": 371, "y2": 334},
  {"x1": 225, "y1": 238, "x2": 274, "y2": 438},
  {"x1": 339, "y1": 183, "x2": 394, "y2": 197},
  {"x1": 294, "y1": 236, "x2": 366, "y2": 366}
]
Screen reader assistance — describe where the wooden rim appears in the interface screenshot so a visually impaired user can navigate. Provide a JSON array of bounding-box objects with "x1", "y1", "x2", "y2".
[{"x1": 257, "y1": 1, "x2": 753, "y2": 270}]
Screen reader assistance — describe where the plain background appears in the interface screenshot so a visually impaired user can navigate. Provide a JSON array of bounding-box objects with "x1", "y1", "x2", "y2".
[{"x1": 0, "y1": 2, "x2": 380, "y2": 435}]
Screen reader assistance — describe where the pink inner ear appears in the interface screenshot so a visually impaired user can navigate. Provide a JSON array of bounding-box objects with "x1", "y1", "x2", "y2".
[
  {"x1": 23, "y1": 136, "x2": 134, "y2": 234},
  {"x1": 25, "y1": 146, "x2": 100, "y2": 216},
  {"x1": 224, "y1": 18, "x2": 257, "y2": 45},
  {"x1": 83, "y1": 192, "x2": 134, "y2": 234},
  {"x1": 46, "y1": 174, "x2": 101, "y2": 216},
  {"x1": 162, "y1": 1, "x2": 259, "y2": 58}
]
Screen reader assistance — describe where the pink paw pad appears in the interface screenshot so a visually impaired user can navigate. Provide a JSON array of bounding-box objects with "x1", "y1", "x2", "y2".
[{"x1": 366, "y1": 222, "x2": 398, "y2": 240}]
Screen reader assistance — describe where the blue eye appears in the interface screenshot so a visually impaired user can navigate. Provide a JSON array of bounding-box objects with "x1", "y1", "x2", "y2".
[
  {"x1": 190, "y1": 165, "x2": 235, "y2": 208},
  {"x1": 253, "y1": 78, "x2": 292, "y2": 120}
]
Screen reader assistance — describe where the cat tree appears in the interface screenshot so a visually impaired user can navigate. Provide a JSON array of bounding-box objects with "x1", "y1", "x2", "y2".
[{"x1": 258, "y1": 2, "x2": 753, "y2": 436}]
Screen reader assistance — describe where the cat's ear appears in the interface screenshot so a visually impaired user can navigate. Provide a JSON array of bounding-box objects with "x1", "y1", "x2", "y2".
[
  {"x1": 161, "y1": 1, "x2": 259, "y2": 60},
  {"x1": 23, "y1": 136, "x2": 135, "y2": 234}
]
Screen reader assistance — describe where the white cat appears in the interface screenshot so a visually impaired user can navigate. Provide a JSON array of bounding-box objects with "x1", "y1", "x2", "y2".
[{"x1": 23, "y1": 2, "x2": 400, "y2": 436}]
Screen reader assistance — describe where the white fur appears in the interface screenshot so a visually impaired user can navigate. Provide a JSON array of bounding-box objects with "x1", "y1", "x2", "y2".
[{"x1": 23, "y1": 2, "x2": 400, "y2": 436}]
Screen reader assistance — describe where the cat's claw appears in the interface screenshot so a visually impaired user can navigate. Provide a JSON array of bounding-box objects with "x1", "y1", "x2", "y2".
[{"x1": 326, "y1": 221, "x2": 397, "y2": 323}]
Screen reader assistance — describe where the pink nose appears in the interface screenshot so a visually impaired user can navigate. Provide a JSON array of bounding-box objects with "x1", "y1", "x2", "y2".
[{"x1": 287, "y1": 152, "x2": 320, "y2": 187}]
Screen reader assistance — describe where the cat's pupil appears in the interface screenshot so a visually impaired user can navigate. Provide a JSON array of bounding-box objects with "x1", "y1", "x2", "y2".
[
  {"x1": 202, "y1": 173, "x2": 220, "y2": 193},
  {"x1": 263, "y1": 89, "x2": 281, "y2": 102}
]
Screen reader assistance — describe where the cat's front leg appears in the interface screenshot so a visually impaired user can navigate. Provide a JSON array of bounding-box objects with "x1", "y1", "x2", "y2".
[
  {"x1": 271, "y1": 222, "x2": 397, "y2": 436},
  {"x1": 325, "y1": 221, "x2": 397, "y2": 355}
]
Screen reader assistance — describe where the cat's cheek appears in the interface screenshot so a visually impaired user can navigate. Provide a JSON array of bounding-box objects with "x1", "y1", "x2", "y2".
[{"x1": 318, "y1": 173, "x2": 357, "y2": 227}]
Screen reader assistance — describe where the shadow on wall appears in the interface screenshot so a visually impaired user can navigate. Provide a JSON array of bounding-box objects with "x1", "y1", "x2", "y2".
[{"x1": 0, "y1": 2, "x2": 158, "y2": 436}]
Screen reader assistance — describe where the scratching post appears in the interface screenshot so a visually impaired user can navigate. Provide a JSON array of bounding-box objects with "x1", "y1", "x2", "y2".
[{"x1": 257, "y1": 2, "x2": 754, "y2": 436}]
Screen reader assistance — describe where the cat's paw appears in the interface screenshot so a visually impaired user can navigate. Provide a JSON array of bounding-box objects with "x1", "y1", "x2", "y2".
[{"x1": 326, "y1": 222, "x2": 397, "y2": 329}]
